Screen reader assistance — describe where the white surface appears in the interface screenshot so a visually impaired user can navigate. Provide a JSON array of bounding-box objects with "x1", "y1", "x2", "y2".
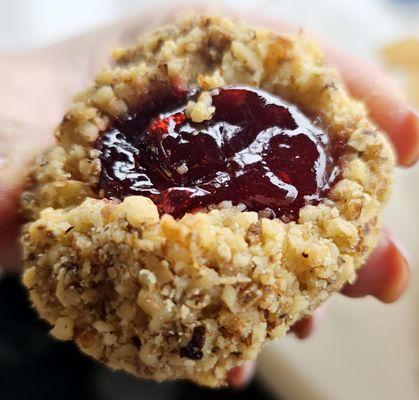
[{"x1": 1, "y1": 1, "x2": 418, "y2": 399}]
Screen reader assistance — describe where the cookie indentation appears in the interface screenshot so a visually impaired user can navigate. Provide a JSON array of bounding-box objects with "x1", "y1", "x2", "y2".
[{"x1": 97, "y1": 86, "x2": 340, "y2": 220}]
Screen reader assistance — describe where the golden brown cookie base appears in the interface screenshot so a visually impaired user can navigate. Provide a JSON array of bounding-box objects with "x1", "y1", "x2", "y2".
[{"x1": 21, "y1": 15, "x2": 394, "y2": 386}]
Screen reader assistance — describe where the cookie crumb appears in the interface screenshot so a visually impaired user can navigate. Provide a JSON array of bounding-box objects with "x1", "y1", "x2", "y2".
[{"x1": 185, "y1": 92, "x2": 215, "y2": 122}]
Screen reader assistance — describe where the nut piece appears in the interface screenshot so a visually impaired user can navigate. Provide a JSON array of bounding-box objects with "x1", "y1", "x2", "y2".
[
  {"x1": 50, "y1": 317, "x2": 74, "y2": 341},
  {"x1": 121, "y1": 196, "x2": 159, "y2": 227},
  {"x1": 185, "y1": 92, "x2": 215, "y2": 122},
  {"x1": 22, "y1": 267, "x2": 36, "y2": 289}
]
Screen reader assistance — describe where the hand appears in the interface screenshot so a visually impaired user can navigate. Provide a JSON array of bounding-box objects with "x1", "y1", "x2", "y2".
[{"x1": 0, "y1": 6, "x2": 417, "y2": 390}]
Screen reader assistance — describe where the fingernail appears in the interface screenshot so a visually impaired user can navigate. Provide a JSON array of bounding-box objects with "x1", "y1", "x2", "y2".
[
  {"x1": 378, "y1": 243, "x2": 410, "y2": 303},
  {"x1": 401, "y1": 109, "x2": 419, "y2": 167},
  {"x1": 384, "y1": 228, "x2": 412, "y2": 267}
]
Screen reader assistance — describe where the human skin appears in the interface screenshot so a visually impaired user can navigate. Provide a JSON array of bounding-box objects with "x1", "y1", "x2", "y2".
[{"x1": 0, "y1": 7, "x2": 417, "y2": 389}]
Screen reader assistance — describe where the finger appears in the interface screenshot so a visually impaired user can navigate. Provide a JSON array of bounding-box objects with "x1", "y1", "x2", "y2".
[
  {"x1": 0, "y1": 138, "x2": 42, "y2": 273},
  {"x1": 227, "y1": 361, "x2": 256, "y2": 389},
  {"x1": 342, "y1": 229, "x2": 410, "y2": 303},
  {"x1": 0, "y1": 170, "x2": 24, "y2": 261},
  {"x1": 0, "y1": 243, "x2": 20, "y2": 274},
  {"x1": 290, "y1": 302, "x2": 328, "y2": 339},
  {"x1": 290, "y1": 315, "x2": 315, "y2": 340},
  {"x1": 324, "y1": 47, "x2": 419, "y2": 167},
  {"x1": 0, "y1": 175, "x2": 23, "y2": 273},
  {"x1": 0, "y1": 184, "x2": 20, "y2": 249}
]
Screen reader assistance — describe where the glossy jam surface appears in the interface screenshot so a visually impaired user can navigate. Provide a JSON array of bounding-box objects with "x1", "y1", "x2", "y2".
[{"x1": 96, "y1": 86, "x2": 340, "y2": 220}]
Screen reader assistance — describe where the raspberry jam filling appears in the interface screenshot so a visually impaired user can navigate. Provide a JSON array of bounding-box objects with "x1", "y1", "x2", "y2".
[{"x1": 96, "y1": 86, "x2": 340, "y2": 220}]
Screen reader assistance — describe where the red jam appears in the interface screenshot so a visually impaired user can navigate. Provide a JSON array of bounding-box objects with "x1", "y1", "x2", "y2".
[{"x1": 96, "y1": 86, "x2": 340, "y2": 220}]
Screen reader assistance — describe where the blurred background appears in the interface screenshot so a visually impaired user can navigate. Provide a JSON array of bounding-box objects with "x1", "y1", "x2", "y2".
[{"x1": 0, "y1": 0, "x2": 418, "y2": 399}]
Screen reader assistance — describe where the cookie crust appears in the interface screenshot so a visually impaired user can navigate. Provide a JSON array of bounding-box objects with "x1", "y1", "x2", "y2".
[{"x1": 21, "y1": 15, "x2": 394, "y2": 386}]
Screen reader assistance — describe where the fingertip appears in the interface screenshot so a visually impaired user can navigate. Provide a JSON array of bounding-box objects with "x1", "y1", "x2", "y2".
[
  {"x1": 374, "y1": 239, "x2": 410, "y2": 303},
  {"x1": 342, "y1": 230, "x2": 410, "y2": 303},
  {"x1": 227, "y1": 361, "x2": 256, "y2": 389},
  {"x1": 0, "y1": 185, "x2": 21, "y2": 272},
  {"x1": 0, "y1": 164, "x2": 25, "y2": 272},
  {"x1": 0, "y1": 185, "x2": 20, "y2": 248},
  {"x1": 399, "y1": 109, "x2": 419, "y2": 167},
  {"x1": 370, "y1": 105, "x2": 419, "y2": 167},
  {"x1": 0, "y1": 243, "x2": 21, "y2": 274},
  {"x1": 291, "y1": 315, "x2": 315, "y2": 339},
  {"x1": 323, "y1": 47, "x2": 419, "y2": 167}
]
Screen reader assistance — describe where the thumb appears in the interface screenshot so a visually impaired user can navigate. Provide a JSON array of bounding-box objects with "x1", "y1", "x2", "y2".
[{"x1": 0, "y1": 126, "x2": 50, "y2": 272}]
